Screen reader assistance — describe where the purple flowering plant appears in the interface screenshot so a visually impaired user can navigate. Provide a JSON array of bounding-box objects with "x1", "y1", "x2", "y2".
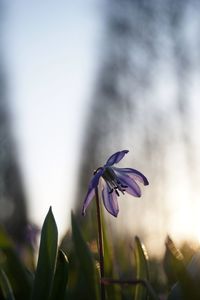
[{"x1": 82, "y1": 150, "x2": 149, "y2": 217}]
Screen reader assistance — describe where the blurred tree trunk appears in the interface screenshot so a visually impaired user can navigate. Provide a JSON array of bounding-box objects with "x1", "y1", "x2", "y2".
[{"x1": 0, "y1": 4, "x2": 28, "y2": 245}]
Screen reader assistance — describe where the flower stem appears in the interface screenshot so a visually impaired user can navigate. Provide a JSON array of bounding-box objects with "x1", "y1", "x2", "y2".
[{"x1": 95, "y1": 187, "x2": 106, "y2": 300}]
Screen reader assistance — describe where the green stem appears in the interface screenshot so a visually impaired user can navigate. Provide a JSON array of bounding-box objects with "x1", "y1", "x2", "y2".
[{"x1": 95, "y1": 187, "x2": 106, "y2": 300}]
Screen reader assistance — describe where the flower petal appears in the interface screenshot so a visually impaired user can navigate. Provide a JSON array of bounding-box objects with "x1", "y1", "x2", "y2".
[
  {"x1": 102, "y1": 184, "x2": 119, "y2": 217},
  {"x1": 106, "y1": 150, "x2": 129, "y2": 166},
  {"x1": 113, "y1": 167, "x2": 149, "y2": 186},
  {"x1": 82, "y1": 187, "x2": 95, "y2": 216},
  {"x1": 82, "y1": 169, "x2": 104, "y2": 215},
  {"x1": 116, "y1": 172, "x2": 141, "y2": 197}
]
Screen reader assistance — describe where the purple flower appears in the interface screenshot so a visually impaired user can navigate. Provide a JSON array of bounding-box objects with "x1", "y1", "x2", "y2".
[{"x1": 82, "y1": 150, "x2": 149, "y2": 217}]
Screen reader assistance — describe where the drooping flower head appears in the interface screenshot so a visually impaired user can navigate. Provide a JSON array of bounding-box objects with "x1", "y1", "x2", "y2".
[{"x1": 82, "y1": 150, "x2": 149, "y2": 217}]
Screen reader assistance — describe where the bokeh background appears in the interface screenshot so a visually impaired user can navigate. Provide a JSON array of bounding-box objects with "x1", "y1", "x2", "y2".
[{"x1": 1, "y1": 0, "x2": 200, "y2": 257}]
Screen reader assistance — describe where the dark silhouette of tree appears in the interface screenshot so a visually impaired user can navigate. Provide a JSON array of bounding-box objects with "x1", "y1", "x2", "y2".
[{"x1": 0, "y1": 4, "x2": 28, "y2": 245}]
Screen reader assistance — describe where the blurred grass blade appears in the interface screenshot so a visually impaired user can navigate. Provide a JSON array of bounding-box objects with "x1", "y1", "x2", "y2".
[
  {"x1": 0, "y1": 269, "x2": 15, "y2": 300},
  {"x1": 0, "y1": 227, "x2": 32, "y2": 299},
  {"x1": 134, "y1": 236, "x2": 149, "y2": 300},
  {"x1": 71, "y1": 212, "x2": 100, "y2": 300},
  {"x1": 31, "y1": 207, "x2": 58, "y2": 300},
  {"x1": 49, "y1": 249, "x2": 69, "y2": 300},
  {"x1": 165, "y1": 236, "x2": 184, "y2": 268},
  {"x1": 166, "y1": 236, "x2": 200, "y2": 300},
  {"x1": 0, "y1": 227, "x2": 13, "y2": 249}
]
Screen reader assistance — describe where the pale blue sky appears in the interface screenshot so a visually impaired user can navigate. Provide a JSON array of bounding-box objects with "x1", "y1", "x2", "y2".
[{"x1": 3, "y1": 0, "x2": 102, "y2": 235}]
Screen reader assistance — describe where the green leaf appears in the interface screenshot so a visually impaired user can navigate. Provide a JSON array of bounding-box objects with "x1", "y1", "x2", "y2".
[
  {"x1": 0, "y1": 227, "x2": 13, "y2": 249},
  {"x1": 49, "y1": 249, "x2": 69, "y2": 300},
  {"x1": 134, "y1": 236, "x2": 150, "y2": 300},
  {"x1": 0, "y1": 227, "x2": 32, "y2": 299},
  {"x1": 71, "y1": 212, "x2": 100, "y2": 300},
  {"x1": 31, "y1": 207, "x2": 58, "y2": 300},
  {"x1": 0, "y1": 269, "x2": 15, "y2": 300}
]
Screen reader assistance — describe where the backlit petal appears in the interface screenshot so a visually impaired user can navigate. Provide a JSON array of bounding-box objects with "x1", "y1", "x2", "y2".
[
  {"x1": 106, "y1": 150, "x2": 129, "y2": 166},
  {"x1": 82, "y1": 187, "x2": 95, "y2": 216},
  {"x1": 102, "y1": 185, "x2": 119, "y2": 217},
  {"x1": 82, "y1": 169, "x2": 104, "y2": 215},
  {"x1": 113, "y1": 167, "x2": 149, "y2": 186},
  {"x1": 116, "y1": 172, "x2": 141, "y2": 197}
]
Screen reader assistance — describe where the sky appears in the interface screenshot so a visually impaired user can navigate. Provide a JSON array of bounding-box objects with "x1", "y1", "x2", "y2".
[{"x1": 3, "y1": 0, "x2": 102, "y2": 236}]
